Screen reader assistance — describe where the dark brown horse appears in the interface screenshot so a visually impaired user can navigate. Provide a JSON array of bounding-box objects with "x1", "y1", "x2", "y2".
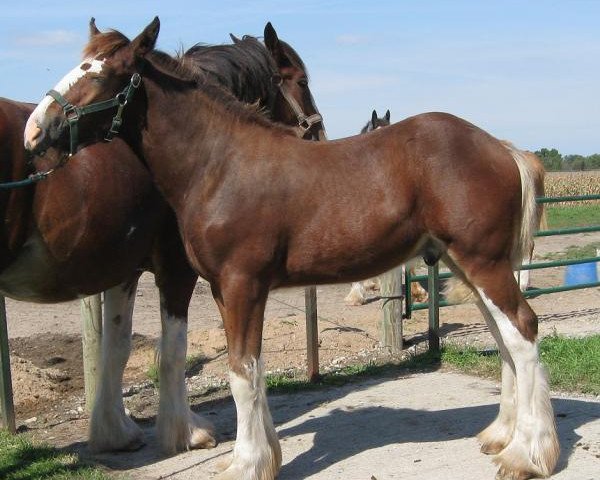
[
  {"x1": 3, "y1": 19, "x2": 323, "y2": 456},
  {"x1": 25, "y1": 18, "x2": 559, "y2": 480}
]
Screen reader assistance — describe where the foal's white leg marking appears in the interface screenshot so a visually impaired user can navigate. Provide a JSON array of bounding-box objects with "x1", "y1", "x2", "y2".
[
  {"x1": 24, "y1": 58, "x2": 105, "y2": 145},
  {"x1": 89, "y1": 281, "x2": 144, "y2": 452},
  {"x1": 476, "y1": 299, "x2": 516, "y2": 455},
  {"x1": 156, "y1": 299, "x2": 216, "y2": 454},
  {"x1": 477, "y1": 289, "x2": 559, "y2": 478},
  {"x1": 216, "y1": 358, "x2": 281, "y2": 480},
  {"x1": 344, "y1": 282, "x2": 367, "y2": 305}
]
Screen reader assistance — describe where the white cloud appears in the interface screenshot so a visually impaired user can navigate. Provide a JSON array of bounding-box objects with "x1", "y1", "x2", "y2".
[{"x1": 14, "y1": 30, "x2": 80, "y2": 47}]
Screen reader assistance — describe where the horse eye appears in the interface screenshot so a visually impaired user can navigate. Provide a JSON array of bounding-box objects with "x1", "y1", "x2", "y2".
[
  {"x1": 90, "y1": 75, "x2": 104, "y2": 85},
  {"x1": 297, "y1": 79, "x2": 308, "y2": 87}
]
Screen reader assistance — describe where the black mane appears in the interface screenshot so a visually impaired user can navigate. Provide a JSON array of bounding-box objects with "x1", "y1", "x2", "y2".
[
  {"x1": 145, "y1": 51, "x2": 292, "y2": 134},
  {"x1": 181, "y1": 35, "x2": 278, "y2": 110}
]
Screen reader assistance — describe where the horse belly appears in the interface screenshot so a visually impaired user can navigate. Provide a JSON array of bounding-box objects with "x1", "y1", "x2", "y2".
[
  {"x1": 284, "y1": 216, "x2": 425, "y2": 286},
  {"x1": 0, "y1": 230, "x2": 75, "y2": 302}
]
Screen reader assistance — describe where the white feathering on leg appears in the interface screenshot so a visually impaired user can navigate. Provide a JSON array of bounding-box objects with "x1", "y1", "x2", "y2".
[{"x1": 216, "y1": 358, "x2": 281, "y2": 480}]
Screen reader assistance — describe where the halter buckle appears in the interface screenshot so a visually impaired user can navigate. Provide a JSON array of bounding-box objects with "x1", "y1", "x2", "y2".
[
  {"x1": 131, "y1": 72, "x2": 142, "y2": 88},
  {"x1": 64, "y1": 104, "x2": 79, "y2": 122}
]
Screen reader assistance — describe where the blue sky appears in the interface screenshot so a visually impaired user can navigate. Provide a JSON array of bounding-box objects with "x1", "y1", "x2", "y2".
[{"x1": 1, "y1": 1, "x2": 599, "y2": 154}]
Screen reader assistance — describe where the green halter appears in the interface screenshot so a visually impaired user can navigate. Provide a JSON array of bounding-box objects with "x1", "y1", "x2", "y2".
[{"x1": 46, "y1": 72, "x2": 142, "y2": 157}]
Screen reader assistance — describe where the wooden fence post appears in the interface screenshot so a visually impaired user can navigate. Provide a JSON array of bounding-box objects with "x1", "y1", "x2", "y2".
[
  {"x1": 304, "y1": 286, "x2": 319, "y2": 382},
  {"x1": 379, "y1": 266, "x2": 404, "y2": 352},
  {"x1": 81, "y1": 294, "x2": 103, "y2": 413},
  {"x1": 0, "y1": 296, "x2": 15, "y2": 433}
]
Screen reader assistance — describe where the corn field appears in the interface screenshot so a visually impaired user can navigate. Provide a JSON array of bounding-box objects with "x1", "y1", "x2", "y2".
[{"x1": 544, "y1": 171, "x2": 600, "y2": 203}]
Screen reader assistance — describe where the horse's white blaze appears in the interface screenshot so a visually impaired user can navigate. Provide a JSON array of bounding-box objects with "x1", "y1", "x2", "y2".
[
  {"x1": 218, "y1": 358, "x2": 281, "y2": 480},
  {"x1": 477, "y1": 288, "x2": 558, "y2": 476},
  {"x1": 89, "y1": 282, "x2": 143, "y2": 452},
  {"x1": 156, "y1": 307, "x2": 216, "y2": 453},
  {"x1": 24, "y1": 58, "x2": 104, "y2": 146}
]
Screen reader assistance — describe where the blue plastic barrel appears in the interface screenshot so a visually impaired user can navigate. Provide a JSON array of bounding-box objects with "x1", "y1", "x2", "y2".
[{"x1": 564, "y1": 262, "x2": 598, "y2": 286}]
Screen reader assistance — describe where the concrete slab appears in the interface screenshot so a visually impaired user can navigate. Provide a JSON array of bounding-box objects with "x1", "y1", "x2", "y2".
[{"x1": 89, "y1": 371, "x2": 600, "y2": 479}]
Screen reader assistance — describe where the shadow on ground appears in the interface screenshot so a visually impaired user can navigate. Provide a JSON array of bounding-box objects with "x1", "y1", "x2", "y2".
[{"x1": 65, "y1": 368, "x2": 599, "y2": 479}]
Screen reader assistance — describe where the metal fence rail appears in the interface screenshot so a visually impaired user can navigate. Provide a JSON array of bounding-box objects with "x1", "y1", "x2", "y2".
[{"x1": 405, "y1": 194, "x2": 600, "y2": 350}]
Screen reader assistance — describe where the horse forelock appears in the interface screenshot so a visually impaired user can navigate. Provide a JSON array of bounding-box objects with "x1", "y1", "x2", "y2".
[{"x1": 83, "y1": 29, "x2": 130, "y2": 59}]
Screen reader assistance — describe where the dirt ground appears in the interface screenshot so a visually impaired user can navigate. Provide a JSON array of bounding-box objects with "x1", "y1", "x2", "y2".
[{"x1": 4, "y1": 231, "x2": 600, "y2": 448}]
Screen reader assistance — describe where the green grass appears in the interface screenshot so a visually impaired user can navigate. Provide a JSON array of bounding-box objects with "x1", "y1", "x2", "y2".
[
  {"x1": 539, "y1": 241, "x2": 600, "y2": 261},
  {"x1": 441, "y1": 344, "x2": 501, "y2": 379},
  {"x1": 540, "y1": 333, "x2": 600, "y2": 395},
  {"x1": 266, "y1": 334, "x2": 599, "y2": 396},
  {"x1": 265, "y1": 350, "x2": 441, "y2": 394},
  {"x1": 546, "y1": 204, "x2": 600, "y2": 229},
  {"x1": 442, "y1": 334, "x2": 600, "y2": 395},
  {"x1": 0, "y1": 431, "x2": 113, "y2": 480}
]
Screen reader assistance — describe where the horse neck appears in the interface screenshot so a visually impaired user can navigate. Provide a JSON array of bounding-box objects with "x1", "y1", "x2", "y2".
[{"x1": 138, "y1": 80, "x2": 281, "y2": 209}]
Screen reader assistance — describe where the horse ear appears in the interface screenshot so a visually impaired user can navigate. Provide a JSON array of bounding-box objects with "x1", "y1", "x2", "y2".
[
  {"x1": 385, "y1": 110, "x2": 391, "y2": 122},
  {"x1": 264, "y1": 22, "x2": 280, "y2": 54},
  {"x1": 130, "y1": 16, "x2": 160, "y2": 58},
  {"x1": 89, "y1": 17, "x2": 100, "y2": 38},
  {"x1": 372, "y1": 110, "x2": 378, "y2": 125},
  {"x1": 229, "y1": 33, "x2": 242, "y2": 44}
]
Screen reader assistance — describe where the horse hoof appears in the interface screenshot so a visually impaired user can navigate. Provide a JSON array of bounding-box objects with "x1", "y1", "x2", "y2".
[
  {"x1": 495, "y1": 466, "x2": 535, "y2": 480},
  {"x1": 89, "y1": 414, "x2": 145, "y2": 453},
  {"x1": 89, "y1": 429, "x2": 145, "y2": 453},
  {"x1": 122, "y1": 437, "x2": 146, "y2": 452},
  {"x1": 189, "y1": 426, "x2": 217, "y2": 450},
  {"x1": 481, "y1": 440, "x2": 506, "y2": 455}
]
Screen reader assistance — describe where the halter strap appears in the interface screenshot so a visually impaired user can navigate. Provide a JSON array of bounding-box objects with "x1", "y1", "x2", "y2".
[
  {"x1": 47, "y1": 72, "x2": 142, "y2": 156},
  {"x1": 277, "y1": 83, "x2": 322, "y2": 137},
  {"x1": 0, "y1": 73, "x2": 142, "y2": 191}
]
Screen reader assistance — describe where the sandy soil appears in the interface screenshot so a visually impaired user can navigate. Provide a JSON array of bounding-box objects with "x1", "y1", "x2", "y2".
[{"x1": 4, "y1": 231, "x2": 600, "y2": 441}]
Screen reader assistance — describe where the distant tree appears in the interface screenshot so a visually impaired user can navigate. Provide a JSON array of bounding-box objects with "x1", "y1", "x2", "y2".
[
  {"x1": 587, "y1": 154, "x2": 600, "y2": 169},
  {"x1": 564, "y1": 154, "x2": 586, "y2": 171},
  {"x1": 535, "y1": 148, "x2": 563, "y2": 171}
]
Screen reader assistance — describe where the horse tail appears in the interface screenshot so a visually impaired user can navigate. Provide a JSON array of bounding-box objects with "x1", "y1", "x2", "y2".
[
  {"x1": 502, "y1": 141, "x2": 540, "y2": 269},
  {"x1": 443, "y1": 141, "x2": 542, "y2": 305}
]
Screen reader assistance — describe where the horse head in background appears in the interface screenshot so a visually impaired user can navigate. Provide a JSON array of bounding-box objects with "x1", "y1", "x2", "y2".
[
  {"x1": 185, "y1": 21, "x2": 325, "y2": 141},
  {"x1": 361, "y1": 108, "x2": 391, "y2": 133}
]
